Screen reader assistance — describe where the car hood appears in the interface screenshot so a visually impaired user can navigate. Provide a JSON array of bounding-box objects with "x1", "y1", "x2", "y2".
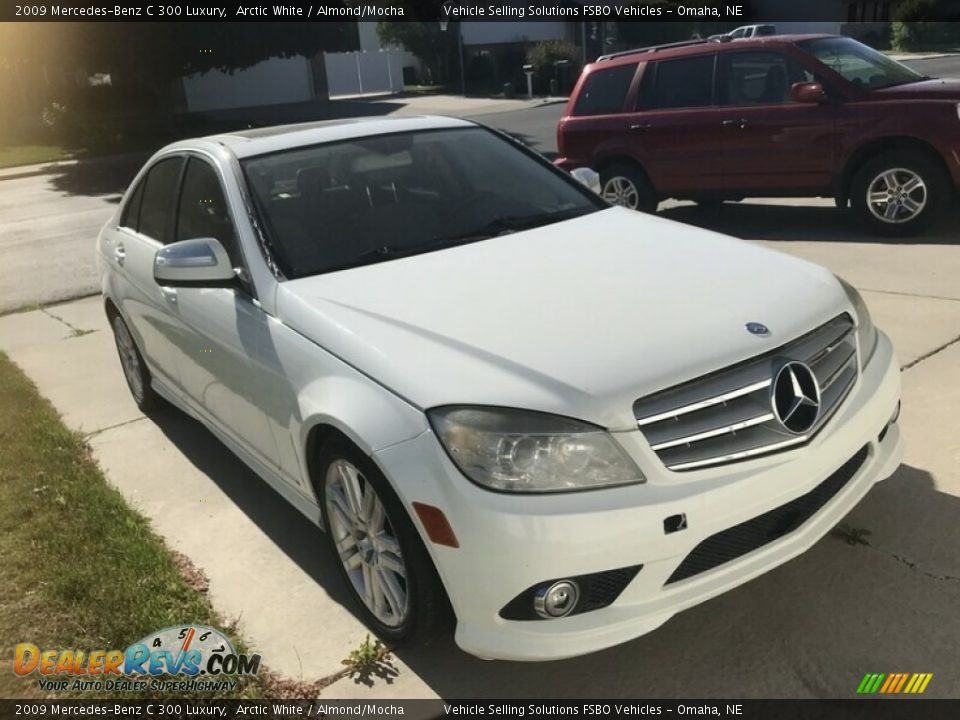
[
  {"x1": 871, "y1": 77, "x2": 960, "y2": 100},
  {"x1": 276, "y1": 208, "x2": 848, "y2": 429}
]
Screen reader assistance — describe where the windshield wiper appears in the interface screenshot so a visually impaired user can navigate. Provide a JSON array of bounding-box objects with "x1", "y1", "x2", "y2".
[
  {"x1": 441, "y1": 207, "x2": 595, "y2": 243},
  {"x1": 342, "y1": 207, "x2": 595, "y2": 270},
  {"x1": 348, "y1": 237, "x2": 458, "y2": 266}
]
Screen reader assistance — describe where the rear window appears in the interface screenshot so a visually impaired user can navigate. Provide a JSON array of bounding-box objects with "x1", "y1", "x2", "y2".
[
  {"x1": 138, "y1": 157, "x2": 184, "y2": 244},
  {"x1": 645, "y1": 55, "x2": 716, "y2": 109},
  {"x1": 572, "y1": 63, "x2": 638, "y2": 116}
]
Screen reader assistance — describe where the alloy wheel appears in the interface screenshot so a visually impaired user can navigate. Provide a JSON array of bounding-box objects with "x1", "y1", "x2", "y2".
[
  {"x1": 866, "y1": 168, "x2": 927, "y2": 224},
  {"x1": 113, "y1": 317, "x2": 145, "y2": 404},
  {"x1": 602, "y1": 176, "x2": 640, "y2": 209},
  {"x1": 325, "y1": 459, "x2": 409, "y2": 627}
]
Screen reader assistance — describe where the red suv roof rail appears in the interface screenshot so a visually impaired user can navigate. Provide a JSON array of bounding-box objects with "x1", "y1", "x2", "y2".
[{"x1": 596, "y1": 37, "x2": 728, "y2": 62}]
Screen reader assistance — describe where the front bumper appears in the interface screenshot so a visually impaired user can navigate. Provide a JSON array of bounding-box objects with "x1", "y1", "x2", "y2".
[{"x1": 374, "y1": 332, "x2": 902, "y2": 661}]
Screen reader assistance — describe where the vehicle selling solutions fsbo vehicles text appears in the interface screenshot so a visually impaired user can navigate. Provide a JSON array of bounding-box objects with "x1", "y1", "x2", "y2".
[{"x1": 440, "y1": 4, "x2": 744, "y2": 18}]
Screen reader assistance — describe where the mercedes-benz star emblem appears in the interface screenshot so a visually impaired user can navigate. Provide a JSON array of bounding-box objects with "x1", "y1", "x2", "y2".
[
  {"x1": 746, "y1": 322, "x2": 770, "y2": 336},
  {"x1": 771, "y1": 361, "x2": 821, "y2": 434}
]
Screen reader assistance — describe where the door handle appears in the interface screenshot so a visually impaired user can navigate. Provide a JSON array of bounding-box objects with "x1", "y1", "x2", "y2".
[
  {"x1": 722, "y1": 118, "x2": 748, "y2": 129},
  {"x1": 159, "y1": 287, "x2": 177, "y2": 305},
  {"x1": 629, "y1": 123, "x2": 652, "y2": 131},
  {"x1": 113, "y1": 244, "x2": 126, "y2": 266}
]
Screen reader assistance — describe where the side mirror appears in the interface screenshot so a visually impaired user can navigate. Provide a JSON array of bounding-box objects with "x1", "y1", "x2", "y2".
[
  {"x1": 570, "y1": 167, "x2": 600, "y2": 193},
  {"x1": 154, "y1": 238, "x2": 236, "y2": 288},
  {"x1": 792, "y1": 81, "x2": 827, "y2": 104}
]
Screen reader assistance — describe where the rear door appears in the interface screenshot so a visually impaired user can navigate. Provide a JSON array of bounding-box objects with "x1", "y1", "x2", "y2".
[
  {"x1": 622, "y1": 54, "x2": 729, "y2": 195},
  {"x1": 106, "y1": 155, "x2": 186, "y2": 392},
  {"x1": 717, "y1": 49, "x2": 838, "y2": 194}
]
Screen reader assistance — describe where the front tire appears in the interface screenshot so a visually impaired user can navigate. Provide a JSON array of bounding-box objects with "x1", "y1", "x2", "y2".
[
  {"x1": 317, "y1": 439, "x2": 450, "y2": 645},
  {"x1": 849, "y1": 151, "x2": 949, "y2": 237},
  {"x1": 600, "y1": 162, "x2": 657, "y2": 213},
  {"x1": 111, "y1": 313, "x2": 161, "y2": 412}
]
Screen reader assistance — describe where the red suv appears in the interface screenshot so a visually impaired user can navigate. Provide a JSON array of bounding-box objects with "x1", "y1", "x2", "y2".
[{"x1": 556, "y1": 35, "x2": 960, "y2": 236}]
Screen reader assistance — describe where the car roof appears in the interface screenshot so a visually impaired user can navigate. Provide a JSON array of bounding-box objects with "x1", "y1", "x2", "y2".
[
  {"x1": 160, "y1": 115, "x2": 477, "y2": 160},
  {"x1": 592, "y1": 34, "x2": 835, "y2": 69}
]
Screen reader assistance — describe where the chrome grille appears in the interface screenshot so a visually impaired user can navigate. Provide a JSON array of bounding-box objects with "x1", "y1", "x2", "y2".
[{"x1": 634, "y1": 316, "x2": 857, "y2": 472}]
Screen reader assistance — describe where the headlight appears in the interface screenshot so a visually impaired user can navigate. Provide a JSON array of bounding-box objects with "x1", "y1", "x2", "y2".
[
  {"x1": 836, "y1": 276, "x2": 878, "y2": 369},
  {"x1": 428, "y1": 406, "x2": 645, "y2": 493}
]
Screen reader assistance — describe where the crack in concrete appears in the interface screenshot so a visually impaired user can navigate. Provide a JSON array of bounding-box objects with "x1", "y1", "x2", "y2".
[
  {"x1": 886, "y1": 551, "x2": 960, "y2": 584},
  {"x1": 83, "y1": 415, "x2": 147, "y2": 440},
  {"x1": 901, "y1": 333, "x2": 960, "y2": 371},
  {"x1": 40, "y1": 307, "x2": 97, "y2": 338},
  {"x1": 861, "y1": 287, "x2": 960, "y2": 304}
]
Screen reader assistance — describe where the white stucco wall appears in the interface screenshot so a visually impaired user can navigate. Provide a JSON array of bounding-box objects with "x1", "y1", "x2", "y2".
[{"x1": 182, "y1": 56, "x2": 312, "y2": 113}]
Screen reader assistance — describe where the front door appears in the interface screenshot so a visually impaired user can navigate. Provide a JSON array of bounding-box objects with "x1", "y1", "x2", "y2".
[
  {"x1": 161, "y1": 156, "x2": 293, "y2": 483},
  {"x1": 717, "y1": 49, "x2": 839, "y2": 194}
]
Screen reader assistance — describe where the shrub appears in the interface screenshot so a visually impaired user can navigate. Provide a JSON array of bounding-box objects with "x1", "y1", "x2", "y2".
[
  {"x1": 890, "y1": 0, "x2": 959, "y2": 50},
  {"x1": 525, "y1": 40, "x2": 580, "y2": 95}
]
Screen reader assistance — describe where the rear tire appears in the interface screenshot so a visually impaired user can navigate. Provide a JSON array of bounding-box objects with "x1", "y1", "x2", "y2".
[
  {"x1": 600, "y1": 162, "x2": 657, "y2": 213},
  {"x1": 110, "y1": 313, "x2": 161, "y2": 412},
  {"x1": 317, "y1": 438, "x2": 451, "y2": 646},
  {"x1": 849, "y1": 150, "x2": 949, "y2": 237}
]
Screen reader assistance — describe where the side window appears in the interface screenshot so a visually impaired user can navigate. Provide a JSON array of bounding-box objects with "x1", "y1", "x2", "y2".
[
  {"x1": 176, "y1": 159, "x2": 240, "y2": 266},
  {"x1": 720, "y1": 51, "x2": 815, "y2": 106},
  {"x1": 138, "y1": 157, "x2": 184, "y2": 244},
  {"x1": 572, "y1": 63, "x2": 638, "y2": 117},
  {"x1": 648, "y1": 56, "x2": 716, "y2": 110},
  {"x1": 119, "y1": 178, "x2": 146, "y2": 230}
]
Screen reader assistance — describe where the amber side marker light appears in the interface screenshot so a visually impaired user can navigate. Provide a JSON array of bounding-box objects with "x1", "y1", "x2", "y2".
[{"x1": 412, "y1": 502, "x2": 460, "y2": 548}]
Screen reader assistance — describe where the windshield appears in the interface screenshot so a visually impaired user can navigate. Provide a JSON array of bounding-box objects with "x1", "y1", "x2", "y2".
[
  {"x1": 797, "y1": 37, "x2": 924, "y2": 90},
  {"x1": 241, "y1": 127, "x2": 602, "y2": 278}
]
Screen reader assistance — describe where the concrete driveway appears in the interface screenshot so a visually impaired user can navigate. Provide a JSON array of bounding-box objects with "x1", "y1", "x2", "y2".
[{"x1": 0, "y1": 197, "x2": 958, "y2": 698}]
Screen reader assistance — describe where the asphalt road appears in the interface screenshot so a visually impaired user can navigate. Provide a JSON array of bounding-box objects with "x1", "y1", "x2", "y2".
[{"x1": 474, "y1": 56, "x2": 960, "y2": 158}]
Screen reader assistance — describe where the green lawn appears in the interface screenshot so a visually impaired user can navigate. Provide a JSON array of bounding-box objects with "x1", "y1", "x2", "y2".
[
  {"x1": 0, "y1": 352, "x2": 258, "y2": 699},
  {"x1": 0, "y1": 145, "x2": 77, "y2": 170}
]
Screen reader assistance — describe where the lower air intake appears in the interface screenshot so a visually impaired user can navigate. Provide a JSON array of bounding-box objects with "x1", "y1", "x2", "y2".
[{"x1": 665, "y1": 445, "x2": 869, "y2": 585}]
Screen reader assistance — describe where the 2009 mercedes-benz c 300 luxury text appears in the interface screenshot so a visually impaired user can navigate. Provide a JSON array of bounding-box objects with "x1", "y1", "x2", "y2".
[{"x1": 97, "y1": 116, "x2": 902, "y2": 661}]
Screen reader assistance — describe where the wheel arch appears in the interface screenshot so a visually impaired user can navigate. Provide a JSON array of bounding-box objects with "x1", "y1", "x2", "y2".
[
  {"x1": 838, "y1": 136, "x2": 951, "y2": 204},
  {"x1": 297, "y1": 378, "x2": 428, "y2": 505},
  {"x1": 595, "y1": 153, "x2": 653, "y2": 185},
  {"x1": 103, "y1": 296, "x2": 120, "y2": 320}
]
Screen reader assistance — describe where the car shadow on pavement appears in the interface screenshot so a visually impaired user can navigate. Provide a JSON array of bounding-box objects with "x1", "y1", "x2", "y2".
[
  {"x1": 390, "y1": 463, "x2": 960, "y2": 698},
  {"x1": 145, "y1": 403, "x2": 357, "y2": 612},
  {"x1": 660, "y1": 201, "x2": 960, "y2": 245}
]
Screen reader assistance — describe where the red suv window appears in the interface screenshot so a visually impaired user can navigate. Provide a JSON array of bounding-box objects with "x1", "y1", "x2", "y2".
[
  {"x1": 572, "y1": 63, "x2": 639, "y2": 116},
  {"x1": 719, "y1": 51, "x2": 815, "y2": 106},
  {"x1": 643, "y1": 55, "x2": 716, "y2": 110}
]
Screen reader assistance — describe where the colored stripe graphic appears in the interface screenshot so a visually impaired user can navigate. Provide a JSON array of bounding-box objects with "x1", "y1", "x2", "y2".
[
  {"x1": 857, "y1": 672, "x2": 932, "y2": 694},
  {"x1": 894, "y1": 673, "x2": 909, "y2": 693}
]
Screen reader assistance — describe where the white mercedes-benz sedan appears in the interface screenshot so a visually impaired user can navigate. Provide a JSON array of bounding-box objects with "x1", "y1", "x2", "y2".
[{"x1": 97, "y1": 116, "x2": 902, "y2": 661}]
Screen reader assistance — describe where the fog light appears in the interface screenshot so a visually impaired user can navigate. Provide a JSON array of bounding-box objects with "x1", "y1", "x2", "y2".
[{"x1": 533, "y1": 580, "x2": 579, "y2": 619}]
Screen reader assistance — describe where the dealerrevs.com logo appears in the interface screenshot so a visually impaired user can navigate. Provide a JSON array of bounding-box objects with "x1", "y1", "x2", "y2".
[{"x1": 13, "y1": 625, "x2": 261, "y2": 693}]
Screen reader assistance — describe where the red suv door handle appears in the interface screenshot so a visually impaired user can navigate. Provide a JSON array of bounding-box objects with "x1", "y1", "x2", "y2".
[
  {"x1": 722, "y1": 118, "x2": 748, "y2": 129},
  {"x1": 629, "y1": 123, "x2": 652, "y2": 131}
]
